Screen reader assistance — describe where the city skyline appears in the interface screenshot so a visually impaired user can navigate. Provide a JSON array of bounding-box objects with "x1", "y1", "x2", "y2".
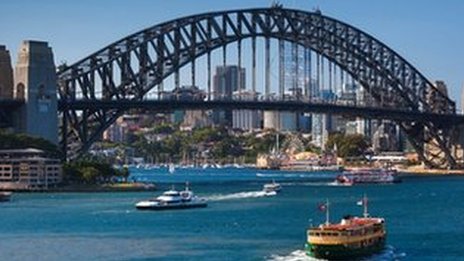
[{"x1": 1, "y1": 0, "x2": 463, "y2": 109}]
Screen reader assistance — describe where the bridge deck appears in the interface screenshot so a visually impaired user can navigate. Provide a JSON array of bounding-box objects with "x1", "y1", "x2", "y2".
[{"x1": 58, "y1": 99, "x2": 464, "y2": 126}]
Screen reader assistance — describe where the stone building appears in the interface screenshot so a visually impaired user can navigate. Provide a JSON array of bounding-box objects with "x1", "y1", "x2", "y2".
[
  {"x1": 14, "y1": 41, "x2": 58, "y2": 144},
  {"x1": 0, "y1": 148, "x2": 62, "y2": 190}
]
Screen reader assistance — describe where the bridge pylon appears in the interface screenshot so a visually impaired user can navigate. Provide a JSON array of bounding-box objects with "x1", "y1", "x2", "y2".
[{"x1": 14, "y1": 41, "x2": 58, "y2": 144}]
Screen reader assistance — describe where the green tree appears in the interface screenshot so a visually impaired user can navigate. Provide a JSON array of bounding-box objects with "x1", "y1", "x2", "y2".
[
  {"x1": 81, "y1": 166, "x2": 100, "y2": 184},
  {"x1": 326, "y1": 132, "x2": 369, "y2": 158},
  {"x1": 0, "y1": 132, "x2": 62, "y2": 158}
]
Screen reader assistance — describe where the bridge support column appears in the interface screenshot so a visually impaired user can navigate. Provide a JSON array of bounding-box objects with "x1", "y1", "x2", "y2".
[
  {"x1": 265, "y1": 37, "x2": 270, "y2": 100},
  {"x1": 14, "y1": 40, "x2": 58, "y2": 144}
]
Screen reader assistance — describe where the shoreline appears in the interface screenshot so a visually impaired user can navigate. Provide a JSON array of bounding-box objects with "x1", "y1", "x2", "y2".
[
  {"x1": 397, "y1": 169, "x2": 464, "y2": 176},
  {"x1": 1, "y1": 182, "x2": 156, "y2": 193}
]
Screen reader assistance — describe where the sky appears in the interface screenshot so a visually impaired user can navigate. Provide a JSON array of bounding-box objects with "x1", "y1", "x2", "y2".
[{"x1": 1, "y1": 0, "x2": 463, "y2": 109}]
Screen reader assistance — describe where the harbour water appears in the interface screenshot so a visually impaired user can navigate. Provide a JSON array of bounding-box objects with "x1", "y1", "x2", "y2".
[{"x1": 1, "y1": 168, "x2": 464, "y2": 260}]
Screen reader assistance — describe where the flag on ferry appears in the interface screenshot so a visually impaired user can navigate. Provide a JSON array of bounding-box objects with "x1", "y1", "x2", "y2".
[{"x1": 357, "y1": 196, "x2": 368, "y2": 206}]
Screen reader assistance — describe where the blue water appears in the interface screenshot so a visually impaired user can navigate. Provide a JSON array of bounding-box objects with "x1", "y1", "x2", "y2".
[{"x1": 1, "y1": 167, "x2": 464, "y2": 260}]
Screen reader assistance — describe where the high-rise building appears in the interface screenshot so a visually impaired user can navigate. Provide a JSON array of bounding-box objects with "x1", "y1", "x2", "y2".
[
  {"x1": 263, "y1": 89, "x2": 304, "y2": 132},
  {"x1": 426, "y1": 80, "x2": 450, "y2": 113},
  {"x1": 232, "y1": 90, "x2": 261, "y2": 131},
  {"x1": 212, "y1": 65, "x2": 245, "y2": 126},
  {"x1": 372, "y1": 120, "x2": 401, "y2": 153},
  {"x1": 460, "y1": 83, "x2": 464, "y2": 114},
  {"x1": 0, "y1": 45, "x2": 14, "y2": 98},
  {"x1": 173, "y1": 85, "x2": 210, "y2": 130},
  {"x1": 263, "y1": 111, "x2": 298, "y2": 132},
  {"x1": 14, "y1": 41, "x2": 58, "y2": 144}
]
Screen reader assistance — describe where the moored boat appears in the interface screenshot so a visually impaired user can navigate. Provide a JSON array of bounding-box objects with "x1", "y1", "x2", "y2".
[
  {"x1": 135, "y1": 183, "x2": 207, "y2": 210},
  {"x1": 305, "y1": 196, "x2": 386, "y2": 260},
  {"x1": 0, "y1": 191, "x2": 12, "y2": 202}
]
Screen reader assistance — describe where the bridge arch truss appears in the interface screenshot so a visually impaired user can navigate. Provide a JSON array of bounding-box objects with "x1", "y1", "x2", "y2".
[{"x1": 57, "y1": 7, "x2": 459, "y2": 168}]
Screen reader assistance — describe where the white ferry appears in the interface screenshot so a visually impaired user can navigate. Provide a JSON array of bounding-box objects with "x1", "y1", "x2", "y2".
[
  {"x1": 335, "y1": 168, "x2": 401, "y2": 185},
  {"x1": 135, "y1": 183, "x2": 207, "y2": 210}
]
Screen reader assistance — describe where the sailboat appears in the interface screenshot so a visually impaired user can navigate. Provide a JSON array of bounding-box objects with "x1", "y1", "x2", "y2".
[{"x1": 168, "y1": 163, "x2": 175, "y2": 174}]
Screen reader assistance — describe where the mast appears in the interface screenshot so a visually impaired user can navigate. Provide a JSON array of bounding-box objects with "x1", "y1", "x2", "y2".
[
  {"x1": 276, "y1": 133, "x2": 280, "y2": 153},
  {"x1": 363, "y1": 194, "x2": 369, "y2": 218},
  {"x1": 325, "y1": 198, "x2": 330, "y2": 225}
]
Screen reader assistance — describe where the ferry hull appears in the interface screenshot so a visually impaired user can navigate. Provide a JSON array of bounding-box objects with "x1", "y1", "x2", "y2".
[
  {"x1": 136, "y1": 202, "x2": 207, "y2": 211},
  {"x1": 305, "y1": 238, "x2": 385, "y2": 260}
]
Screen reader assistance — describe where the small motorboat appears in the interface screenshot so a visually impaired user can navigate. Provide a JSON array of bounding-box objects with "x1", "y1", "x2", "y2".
[
  {"x1": 0, "y1": 191, "x2": 12, "y2": 202},
  {"x1": 135, "y1": 183, "x2": 207, "y2": 210},
  {"x1": 335, "y1": 174, "x2": 354, "y2": 186},
  {"x1": 263, "y1": 180, "x2": 282, "y2": 195}
]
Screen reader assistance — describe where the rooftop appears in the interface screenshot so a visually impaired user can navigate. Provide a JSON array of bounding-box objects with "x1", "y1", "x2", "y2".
[{"x1": 0, "y1": 148, "x2": 45, "y2": 154}]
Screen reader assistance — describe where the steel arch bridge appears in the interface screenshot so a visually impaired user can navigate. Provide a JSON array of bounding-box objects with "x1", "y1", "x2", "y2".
[{"x1": 57, "y1": 6, "x2": 460, "y2": 168}]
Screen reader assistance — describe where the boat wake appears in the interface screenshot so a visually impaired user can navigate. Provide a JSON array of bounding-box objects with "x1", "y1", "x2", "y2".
[
  {"x1": 256, "y1": 173, "x2": 333, "y2": 179},
  {"x1": 268, "y1": 246, "x2": 405, "y2": 261},
  {"x1": 268, "y1": 250, "x2": 314, "y2": 261},
  {"x1": 206, "y1": 190, "x2": 274, "y2": 201},
  {"x1": 364, "y1": 245, "x2": 406, "y2": 260},
  {"x1": 280, "y1": 181, "x2": 338, "y2": 187}
]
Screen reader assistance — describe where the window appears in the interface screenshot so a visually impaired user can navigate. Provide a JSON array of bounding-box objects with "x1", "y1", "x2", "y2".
[{"x1": 15, "y1": 83, "x2": 25, "y2": 99}]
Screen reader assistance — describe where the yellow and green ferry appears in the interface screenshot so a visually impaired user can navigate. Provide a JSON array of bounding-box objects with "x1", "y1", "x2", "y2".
[{"x1": 305, "y1": 197, "x2": 386, "y2": 260}]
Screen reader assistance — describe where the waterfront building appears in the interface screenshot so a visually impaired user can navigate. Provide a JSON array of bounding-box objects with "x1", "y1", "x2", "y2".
[
  {"x1": 0, "y1": 148, "x2": 62, "y2": 190},
  {"x1": 461, "y1": 83, "x2": 464, "y2": 114},
  {"x1": 0, "y1": 45, "x2": 14, "y2": 98}
]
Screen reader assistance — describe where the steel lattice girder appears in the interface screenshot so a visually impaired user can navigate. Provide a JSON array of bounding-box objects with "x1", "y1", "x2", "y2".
[{"x1": 57, "y1": 7, "x2": 458, "y2": 167}]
